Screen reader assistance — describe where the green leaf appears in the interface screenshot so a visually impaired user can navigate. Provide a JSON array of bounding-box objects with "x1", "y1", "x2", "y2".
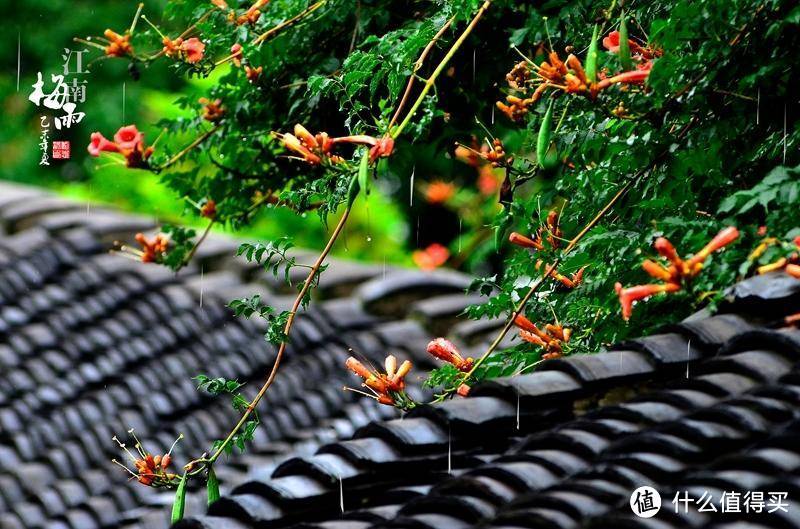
[
  {"x1": 171, "y1": 473, "x2": 188, "y2": 524},
  {"x1": 207, "y1": 468, "x2": 220, "y2": 506}
]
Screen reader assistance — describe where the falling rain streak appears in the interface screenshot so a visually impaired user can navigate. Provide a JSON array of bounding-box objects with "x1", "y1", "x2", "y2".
[{"x1": 409, "y1": 165, "x2": 415, "y2": 206}]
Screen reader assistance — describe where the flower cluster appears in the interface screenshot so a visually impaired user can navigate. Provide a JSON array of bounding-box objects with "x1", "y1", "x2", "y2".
[
  {"x1": 112, "y1": 430, "x2": 182, "y2": 487},
  {"x1": 509, "y1": 210, "x2": 587, "y2": 289},
  {"x1": 412, "y1": 243, "x2": 450, "y2": 270},
  {"x1": 162, "y1": 36, "x2": 205, "y2": 63},
  {"x1": 115, "y1": 233, "x2": 170, "y2": 263},
  {"x1": 87, "y1": 125, "x2": 153, "y2": 168},
  {"x1": 754, "y1": 234, "x2": 800, "y2": 278},
  {"x1": 513, "y1": 314, "x2": 570, "y2": 359},
  {"x1": 103, "y1": 28, "x2": 134, "y2": 57},
  {"x1": 227, "y1": 43, "x2": 262, "y2": 82},
  {"x1": 498, "y1": 29, "x2": 658, "y2": 120},
  {"x1": 615, "y1": 226, "x2": 740, "y2": 320},
  {"x1": 509, "y1": 209, "x2": 562, "y2": 251},
  {"x1": 424, "y1": 180, "x2": 456, "y2": 205},
  {"x1": 275, "y1": 124, "x2": 395, "y2": 165},
  {"x1": 199, "y1": 97, "x2": 225, "y2": 122},
  {"x1": 454, "y1": 138, "x2": 504, "y2": 196},
  {"x1": 233, "y1": 0, "x2": 269, "y2": 25},
  {"x1": 345, "y1": 355, "x2": 414, "y2": 409}
]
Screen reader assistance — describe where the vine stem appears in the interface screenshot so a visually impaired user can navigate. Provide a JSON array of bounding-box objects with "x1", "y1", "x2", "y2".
[
  {"x1": 386, "y1": 15, "x2": 455, "y2": 132},
  {"x1": 215, "y1": 0, "x2": 328, "y2": 66},
  {"x1": 156, "y1": 126, "x2": 220, "y2": 172},
  {"x1": 175, "y1": 219, "x2": 216, "y2": 273},
  {"x1": 186, "y1": 0, "x2": 493, "y2": 471},
  {"x1": 391, "y1": 0, "x2": 493, "y2": 139},
  {"x1": 205, "y1": 200, "x2": 353, "y2": 464},
  {"x1": 253, "y1": 0, "x2": 326, "y2": 45}
]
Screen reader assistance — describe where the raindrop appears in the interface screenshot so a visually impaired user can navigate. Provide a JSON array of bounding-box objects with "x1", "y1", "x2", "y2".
[
  {"x1": 756, "y1": 88, "x2": 760, "y2": 125},
  {"x1": 17, "y1": 32, "x2": 21, "y2": 92},
  {"x1": 447, "y1": 428, "x2": 452, "y2": 474},
  {"x1": 409, "y1": 166, "x2": 415, "y2": 206},
  {"x1": 491, "y1": 105, "x2": 495, "y2": 125},
  {"x1": 516, "y1": 393, "x2": 520, "y2": 430},
  {"x1": 458, "y1": 219, "x2": 463, "y2": 253},
  {"x1": 472, "y1": 49, "x2": 476, "y2": 84},
  {"x1": 199, "y1": 265, "x2": 204, "y2": 309},
  {"x1": 339, "y1": 475, "x2": 344, "y2": 513},
  {"x1": 783, "y1": 102, "x2": 787, "y2": 164},
  {"x1": 686, "y1": 340, "x2": 691, "y2": 379},
  {"x1": 365, "y1": 202, "x2": 372, "y2": 242},
  {"x1": 415, "y1": 216, "x2": 420, "y2": 246}
]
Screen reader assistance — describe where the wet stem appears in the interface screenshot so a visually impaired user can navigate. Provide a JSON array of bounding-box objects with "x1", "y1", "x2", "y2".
[
  {"x1": 195, "y1": 201, "x2": 354, "y2": 469},
  {"x1": 184, "y1": 0, "x2": 497, "y2": 476}
]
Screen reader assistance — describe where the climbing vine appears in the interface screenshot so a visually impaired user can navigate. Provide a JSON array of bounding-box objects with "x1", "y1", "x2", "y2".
[{"x1": 83, "y1": 0, "x2": 800, "y2": 519}]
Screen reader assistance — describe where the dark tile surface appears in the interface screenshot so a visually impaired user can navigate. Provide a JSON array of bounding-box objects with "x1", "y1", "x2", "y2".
[{"x1": 3, "y1": 182, "x2": 800, "y2": 529}]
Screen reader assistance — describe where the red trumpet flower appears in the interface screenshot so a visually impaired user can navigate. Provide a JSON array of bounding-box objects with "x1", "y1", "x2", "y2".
[
  {"x1": 424, "y1": 181, "x2": 456, "y2": 205},
  {"x1": 615, "y1": 282, "x2": 681, "y2": 321},
  {"x1": 181, "y1": 37, "x2": 205, "y2": 63},
  {"x1": 509, "y1": 209, "x2": 562, "y2": 251},
  {"x1": 230, "y1": 43, "x2": 243, "y2": 67},
  {"x1": 87, "y1": 125, "x2": 153, "y2": 169},
  {"x1": 88, "y1": 132, "x2": 119, "y2": 156},
  {"x1": 426, "y1": 338, "x2": 474, "y2": 372},
  {"x1": 275, "y1": 126, "x2": 396, "y2": 166},
  {"x1": 245, "y1": 65, "x2": 262, "y2": 83},
  {"x1": 199, "y1": 98, "x2": 225, "y2": 122}
]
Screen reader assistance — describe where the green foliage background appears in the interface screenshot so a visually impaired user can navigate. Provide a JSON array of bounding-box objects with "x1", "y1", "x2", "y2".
[
  {"x1": 2, "y1": 0, "x2": 800, "y2": 393},
  {"x1": 0, "y1": 0, "x2": 409, "y2": 263}
]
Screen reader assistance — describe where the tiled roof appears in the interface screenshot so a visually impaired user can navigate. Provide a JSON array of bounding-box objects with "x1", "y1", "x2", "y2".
[{"x1": 1, "y1": 182, "x2": 799, "y2": 529}]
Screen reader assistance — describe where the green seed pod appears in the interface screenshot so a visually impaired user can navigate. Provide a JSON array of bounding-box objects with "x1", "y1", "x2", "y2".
[
  {"x1": 171, "y1": 473, "x2": 188, "y2": 524},
  {"x1": 346, "y1": 171, "x2": 360, "y2": 208},
  {"x1": 585, "y1": 24, "x2": 600, "y2": 84},
  {"x1": 541, "y1": 141, "x2": 561, "y2": 171},
  {"x1": 357, "y1": 147, "x2": 370, "y2": 197},
  {"x1": 537, "y1": 99, "x2": 556, "y2": 170},
  {"x1": 618, "y1": 14, "x2": 634, "y2": 71},
  {"x1": 207, "y1": 468, "x2": 220, "y2": 506}
]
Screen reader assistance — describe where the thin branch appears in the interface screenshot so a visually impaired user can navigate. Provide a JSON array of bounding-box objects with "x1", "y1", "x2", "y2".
[
  {"x1": 391, "y1": 1, "x2": 492, "y2": 139},
  {"x1": 174, "y1": 219, "x2": 216, "y2": 273},
  {"x1": 205, "y1": 201, "x2": 353, "y2": 464},
  {"x1": 156, "y1": 126, "x2": 220, "y2": 172},
  {"x1": 253, "y1": 0, "x2": 327, "y2": 45},
  {"x1": 386, "y1": 15, "x2": 455, "y2": 132},
  {"x1": 214, "y1": 0, "x2": 327, "y2": 66}
]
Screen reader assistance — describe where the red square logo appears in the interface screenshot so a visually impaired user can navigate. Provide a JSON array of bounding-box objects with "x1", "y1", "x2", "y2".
[{"x1": 53, "y1": 141, "x2": 71, "y2": 160}]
